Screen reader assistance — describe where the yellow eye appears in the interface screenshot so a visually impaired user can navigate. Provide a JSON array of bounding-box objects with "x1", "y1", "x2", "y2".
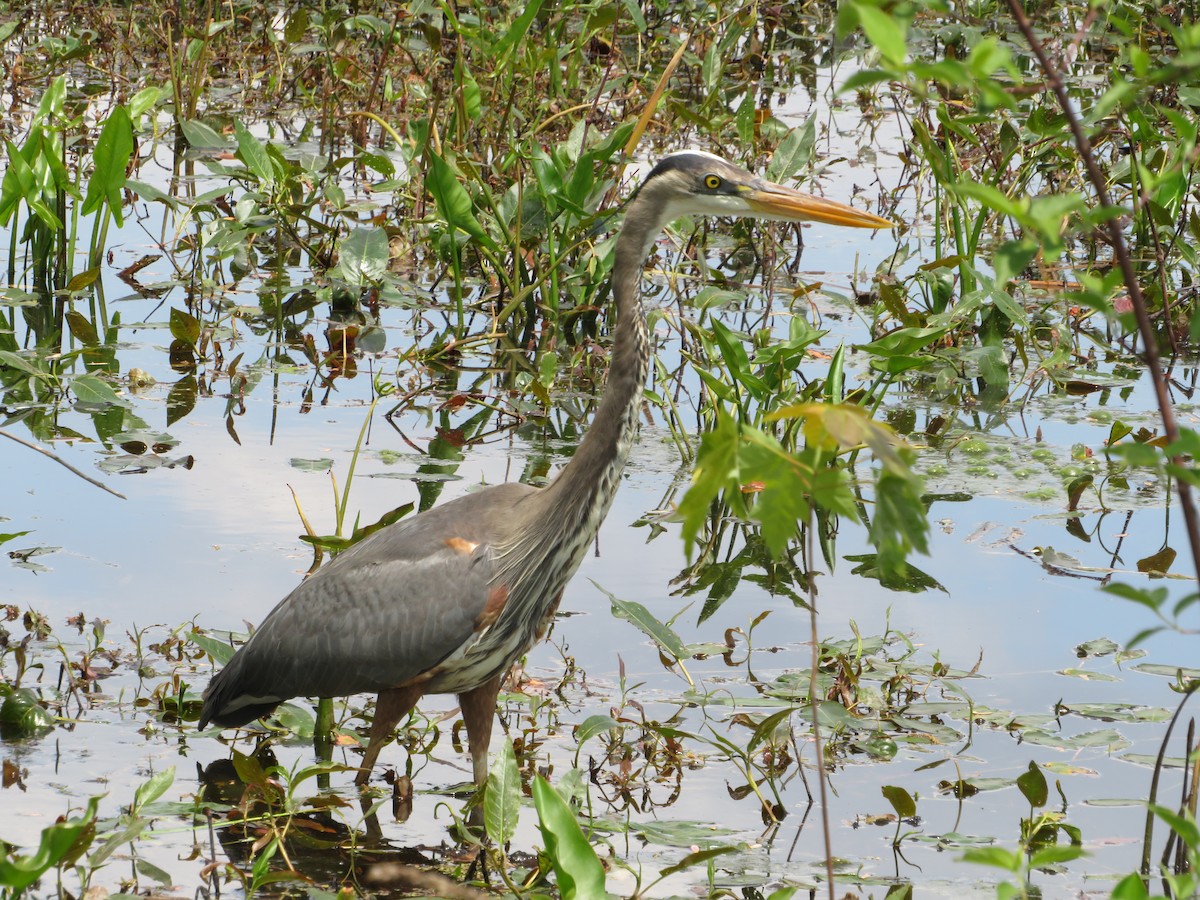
[{"x1": 704, "y1": 174, "x2": 721, "y2": 190}]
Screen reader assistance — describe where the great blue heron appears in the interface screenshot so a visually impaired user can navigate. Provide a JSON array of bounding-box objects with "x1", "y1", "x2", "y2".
[{"x1": 198, "y1": 151, "x2": 891, "y2": 790}]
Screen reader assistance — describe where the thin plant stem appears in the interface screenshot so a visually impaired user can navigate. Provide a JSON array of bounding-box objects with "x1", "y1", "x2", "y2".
[
  {"x1": 1004, "y1": 0, "x2": 1200, "y2": 587},
  {"x1": 805, "y1": 508, "x2": 835, "y2": 900}
]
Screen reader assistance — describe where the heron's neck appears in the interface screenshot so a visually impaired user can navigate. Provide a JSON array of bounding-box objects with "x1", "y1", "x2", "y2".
[{"x1": 538, "y1": 221, "x2": 653, "y2": 528}]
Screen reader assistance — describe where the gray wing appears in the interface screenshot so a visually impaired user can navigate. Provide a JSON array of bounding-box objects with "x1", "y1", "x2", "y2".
[{"x1": 200, "y1": 481, "x2": 537, "y2": 727}]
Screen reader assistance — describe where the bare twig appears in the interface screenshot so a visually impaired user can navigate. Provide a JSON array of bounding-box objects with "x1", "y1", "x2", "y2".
[
  {"x1": 1, "y1": 428, "x2": 126, "y2": 500},
  {"x1": 1004, "y1": 0, "x2": 1200, "y2": 587}
]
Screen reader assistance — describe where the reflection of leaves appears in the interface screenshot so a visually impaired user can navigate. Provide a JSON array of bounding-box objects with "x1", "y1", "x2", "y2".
[
  {"x1": 845, "y1": 553, "x2": 946, "y2": 593},
  {"x1": 167, "y1": 375, "x2": 197, "y2": 426},
  {"x1": 1020, "y1": 728, "x2": 1129, "y2": 752},
  {"x1": 1059, "y1": 702, "x2": 1169, "y2": 723}
]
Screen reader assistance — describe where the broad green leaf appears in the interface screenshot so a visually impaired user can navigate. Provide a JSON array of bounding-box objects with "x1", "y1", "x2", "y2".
[
  {"x1": 132, "y1": 767, "x2": 175, "y2": 815},
  {"x1": 169, "y1": 306, "x2": 201, "y2": 346},
  {"x1": 766, "y1": 116, "x2": 816, "y2": 182},
  {"x1": 679, "y1": 411, "x2": 741, "y2": 550},
  {"x1": 0, "y1": 796, "x2": 99, "y2": 892},
  {"x1": 0, "y1": 687, "x2": 55, "y2": 735},
  {"x1": 426, "y1": 151, "x2": 497, "y2": 252},
  {"x1": 66, "y1": 310, "x2": 100, "y2": 345},
  {"x1": 532, "y1": 775, "x2": 607, "y2": 900},
  {"x1": 82, "y1": 105, "x2": 133, "y2": 226},
  {"x1": 72, "y1": 374, "x2": 129, "y2": 408},
  {"x1": 485, "y1": 739, "x2": 520, "y2": 846},
  {"x1": 860, "y1": 326, "x2": 951, "y2": 359},
  {"x1": 576, "y1": 714, "x2": 622, "y2": 745},
  {"x1": 1016, "y1": 761, "x2": 1047, "y2": 808},
  {"x1": 234, "y1": 120, "x2": 274, "y2": 187},
  {"x1": 882, "y1": 784, "x2": 917, "y2": 818},
  {"x1": 179, "y1": 119, "x2": 229, "y2": 150},
  {"x1": 190, "y1": 631, "x2": 237, "y2": 665},
  {"x1": 853, "y1": 3, "x2": 908, "y2": 67},
  {"x1": 336, "y1": 227, "x2": 389, "y2": 285}
]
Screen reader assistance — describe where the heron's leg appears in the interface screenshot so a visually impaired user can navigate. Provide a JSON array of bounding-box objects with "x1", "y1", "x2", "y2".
[
  {"x1": 356, "y1": 685, "x2": 424, "y2": 786},
  {"x1": 458, "y1": 674, "x2": 503, "y2": 786}
]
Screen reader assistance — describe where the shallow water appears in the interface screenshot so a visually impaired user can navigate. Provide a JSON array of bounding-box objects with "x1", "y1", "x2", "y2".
[{"x1": 2, "y1": 78, "x2": 1197, "y2": 900}]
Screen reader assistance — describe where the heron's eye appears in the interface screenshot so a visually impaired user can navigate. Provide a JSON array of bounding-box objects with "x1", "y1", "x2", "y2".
[{"x1": 704, "y1": 174, "x2": 722, "y2": 190}]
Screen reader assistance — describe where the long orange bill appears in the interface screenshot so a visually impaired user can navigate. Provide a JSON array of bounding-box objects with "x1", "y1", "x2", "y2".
[{"x1": 743, "y1": 180, "x2": 894, "y2": 229}]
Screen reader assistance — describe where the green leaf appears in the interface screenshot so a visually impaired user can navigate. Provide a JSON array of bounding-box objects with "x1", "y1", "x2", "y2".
[
  {"x1": 234, "y1": 120, "x2": 274, "y2": 187},
  {"x1": 66, "y1": 310, "x2": 101, "y2": 345},
  {"x1": 72, "y1": 374, "x2": 129, "y2": 408},
  {"x1": 882, "y1": 784, "x2": 917, "y2": 818},
  {"x1": 853, "y1": 3, "x2": 908, "y2": 67},
  {"x1": 860, "y1": 326, "x2": 950, "y2": 358},
  {"x1": 1016, "y1": 761, "x2": 1048, "y2": 808},
  {"x1": 81, "y1": 105, "x2": 133, "y2": 226},
  {"x1": 0, "y1": 796, "x2": 99, "y2": 892},
  {"x1": 658, "y1": 846, "x2": 738, "y2": 878},
  {"x1": 1029, "y1": 844, "x2": 1085, "y2": 867},
  {"x1": 169, "y1": 307, "x2": 201, "y2": 346},
  {"x1": 532, "y1": 775, "x2": 607, "y2": 900},
  {"x1": 190, "y1": 631, "x2": 237, "y2": 666},
  {"x1": 1110, "y1": 872, "x2": 1151, "y2": 900},
  {"x1": 491, "y1": 0, "x2": 545, "y2": 62},
  {"x1": 132, "y1": 767, "x2": 175, "y2": 815},
  {"x1": 766, "y1": 116, "x2": 816, "y2": 182},
  {"x1": 335, "y1": 227, "x2": 389, "y2": 285},
  {"x1": 575, "y1": 714, "x2": 622, "y2": 745},
  {"x1": 426, "y1": 150, "x2": 498, "y2": 252},
  {"x1": 961, "y1": 846, "x2": 1023, "y2": 873},
  {"x1": 599, "y1": 583, "x2": 693, "y2": 679},
  {"x1": 0, "y1": 687, "x2": 55, "y2": 736},
  {"x1": 485, "y1": 739, "x2": 521, "y2": 846},
  {"x1": 179, "y1": 119, "x2": 229, "y2": 150}
]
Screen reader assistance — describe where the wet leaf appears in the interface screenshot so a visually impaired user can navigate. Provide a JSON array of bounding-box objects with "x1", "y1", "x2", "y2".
[
  {"x1": 1060, "y1": 703, "x2": 1169, "y2": 723},
  {"x1": 631, "y1": 819, "x2": 736, "y2": 849},
  {"x1": 1020, "y1": 728, "x2": 1130, "y2": 752},
  {"x1": 1057, "y1": 668, "x2": 1120, "y2": 682},
  {"x1": 0, "y1": 688, "x2": 54, "y2": 737},
  {"x1": 1075, "y1": 637, "x2": 1119, "y2": 658}
]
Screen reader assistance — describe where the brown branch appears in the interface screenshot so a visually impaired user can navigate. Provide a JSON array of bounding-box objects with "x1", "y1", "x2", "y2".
[
  {"x1": 1, "y1": 429, "x2": 126, "y2": 500},
  {"x1": 1004, "y1": 0, "x2": 1200, "y2": 588}
]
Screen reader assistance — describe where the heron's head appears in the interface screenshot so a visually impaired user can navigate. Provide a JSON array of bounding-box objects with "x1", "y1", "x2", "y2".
[{"x1": 635, "y1": 150, "x2": 893, "y2": 232}]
